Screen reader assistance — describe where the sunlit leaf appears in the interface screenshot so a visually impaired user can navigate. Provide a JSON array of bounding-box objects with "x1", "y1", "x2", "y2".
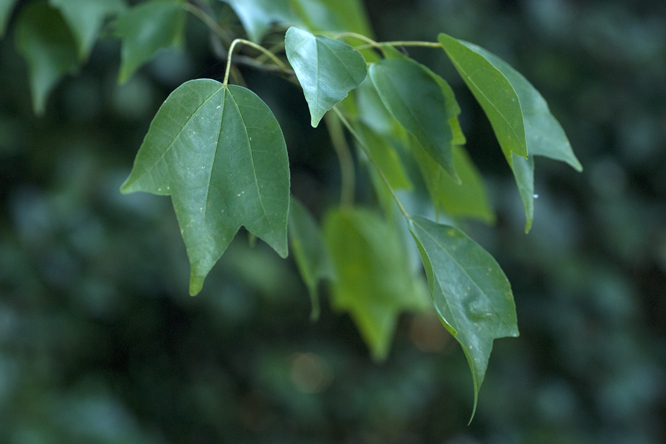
[
  {"x1": 0, "y1": 0, "x2": 18, "y2": 37},
  {"x1": 220, "y1": 0, "x2": 298, "y2": 43},
  {"x1": 324, "y1": 208, "x2": 429, "y2": 361},
  {"x1": 113, "y1": 0, "x2": 185, "y2": 83},
  {"x1": 409, "y1": 215, "x2": 518, "y2": 418},
  {"x1": 369, "y1": 58, "x2": 459, "y2": 182},
  {"x1": 15, "y1": 2, "x2": 79, "y2": 115},
  {"x1": 413, "y1": 142, "x2": 494, "y2": 224},
  {"x1": 121, "y1": 79, "x2": 290, "y2": 295},
  {"x1": 49, "y1": 0, "x2": 126, "y2": 60},
  {"x1": 285, "y1": 27, "x2": 367, "y2": 127},
  {"x1": 289, "y1": 198, "x2": 335, "y2": 321},
  {"x1": 291, "y1": 0, "x2": 372, "y2": 37}
]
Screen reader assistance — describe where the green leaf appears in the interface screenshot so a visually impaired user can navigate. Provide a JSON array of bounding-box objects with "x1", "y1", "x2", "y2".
[
  {"x1": 510, "y1": 152, "x2": 535, "y2": 233},
  {"x1": 220, "y1": 0, "x2": 298, "y2": 43},
  {"x1": 290, "y1": 0, "x2": 373, "y2": 37},
  {"x1": 0, "y1": 0, "x2": 18, "y2": 37},
  {"x1": 409, "y1": 215, "x2": 518, "y2": 418},
  {"x1": 15, "y1": 2, "x2": 79, "y2": 115},
  {"x1": 440, "y1": 33, "x2": 565, "y2": 231},
  {"x1": 439, "y1": 33, "x2": 528, "y2": 162},
  {"x1": 369, "y1": 58, "x2": 459, "y2": 182},
  {"x1": 413, "y1": 142, "x2": 494, "y2": 224},
  {"x1": 121, "y1": 79, "x2": 290, "y2": 295},
  {"x1": 113, "y1": 0, "x2": 185, "y2": 84},
  {"x1": 288, "y1": 198, "x2": 335, "y2": 321},
  {"x1": 324, "y1": 208, "x2": 429, "y2": 361},
  {"x1": 285, "y1": 27, "x2": 367, "y2": 128},
  {"x1": 474, "y1": 46, "x2": 582, "y2": 172},
  {"x1": 49, "y1": 0, "x2": 126, "y2": 61},
  {"x1": 355, "y1": 122, "x2": 412, "y2": 191}
]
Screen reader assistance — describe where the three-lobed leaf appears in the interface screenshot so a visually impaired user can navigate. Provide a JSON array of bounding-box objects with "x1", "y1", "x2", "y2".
[
  {"x1": 369, "y1": 58, "x2": 460, "y2": 182},
  {"x1": 324, "y1": 208, "x2": 429, "y2": 361},
  {"x1": 113, "y1": 0, "x2": 185, "y2": 83},
  {"x1": 49, "y1": 0, "x2": 126, "y2": 61},
  {"x1": 285, "y1": 27, "x2": 367, "y2": 127},
  {"x1": 288, "y1": 198, "x2": 335, "y2": 321},
  {"x1": 15, "y1": 2, "x2": 79, "y2": 115},
  {"x1": 409, "y1": 215, "x2": 518, "y2": 418},
  {"x1": 121, "y1": 79, "x2": 290, "y2": 296}
]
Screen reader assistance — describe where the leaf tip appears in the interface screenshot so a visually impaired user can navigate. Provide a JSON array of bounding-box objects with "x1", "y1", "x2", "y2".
[{"x1": 189, "y1": 274, "x2": 205, "y2": 296}]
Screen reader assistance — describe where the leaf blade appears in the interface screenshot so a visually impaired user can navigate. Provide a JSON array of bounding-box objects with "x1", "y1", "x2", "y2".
[
  {"x1": 113, "y1": 0, "x2": 185, "y2": 83},
  {"x1": 324, "y1": 208, "x2": 429, "y2": 361},
  {"x1": 369, "y1": 58, "x2": 459, "y2": 181},
  {"x1": 15, "y1": 2, "x2": 79, "y2": 115},
  {"x1": 49, "y1": 0, "x2": 126, "y2": 60},
  {"x1": 121, "y1": 80, "x2": 290, "y2": 295},
  {"x1": 286, "y1": 27, "x2": 367, "y2": 127},
  {"x1": 288, "y1": 198, "x2": 335, "y2": 320},
  {"x1": 439, "y1": 33, "x2": 528, "y2": 161},
  {"x1": 409, "y1": 215, "x2": 518, "y2": 416}
]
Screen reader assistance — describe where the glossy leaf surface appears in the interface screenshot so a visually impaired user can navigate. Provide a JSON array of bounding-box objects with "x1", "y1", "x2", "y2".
[
  {"x1": 121, "y1": 79, "x2": 290, "y2": 295},
  {"x1": 289, "y1": 198, "x2": 335, "y2": 321},
  {"x1": 324, "y1": 208, "x2": 428, "y2": 361},
  {"x1": 220, "y1": 0, "x2": 298, "y2": 43},
  {"x1": 285, "y1": 27, "x2": 367, "y2": 127},
  {"x1": 413, "y1": 142, "x2": 494, "y2": 223},
  {"x1": 113, "y1": 0, "x2": 185, "y2": 83},
  {"x1": 0, "y1": 0, "x2": 18, "y2": 37},
  {"x1": 369, "y1": 58, "x2": 459, "y2": 181},
  {"x1": 50, "y1": 0, "x2": 125, "y2": 60},
  {"x1": 15, "y1": 2, "x2": 78, "y2": 115},
  {"x1": 409, "y1": 216, "x2": 518, "y2": 415}
]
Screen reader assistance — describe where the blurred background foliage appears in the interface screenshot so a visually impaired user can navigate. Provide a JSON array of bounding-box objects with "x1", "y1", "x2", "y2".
[{"x1": 1, "y1": 0, "x2": 665, "y2": 443}]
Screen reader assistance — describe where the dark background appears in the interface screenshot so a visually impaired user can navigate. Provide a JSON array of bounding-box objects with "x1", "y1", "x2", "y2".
[{"x1": 1, "y1": 0, "x2": 665, "y2": 443}]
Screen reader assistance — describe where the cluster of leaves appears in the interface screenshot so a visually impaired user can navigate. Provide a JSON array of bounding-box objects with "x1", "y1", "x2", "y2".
[{"x1": 1, "y1": 0, "x2": 581, "y2": 412}]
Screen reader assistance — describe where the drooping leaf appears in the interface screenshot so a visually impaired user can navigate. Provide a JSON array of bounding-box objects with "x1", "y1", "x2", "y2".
[
  {"x1": 288, "y1": 198, "x2": 335, "y2": 321},
  {"x1": 291, "y1": 0, "x2": 373, "y2": 37},
  {"x1": 409, "y1": 215, "x2": 518, "y2": 417},
  {"x1": 324, "y1": 208, "x2": 429, "y2": 361},
  {"x1": 511, "y1": 153, "x2": 535, "y2": 232},
  {"x1": 0, "y1": 0, "x2": 18, "y2": 37},
  {"x1": 413, "y1": 141, "x2": 494, "y2": 224},
  {"x1": 15, "y1": 2, "x2": 79, "y2": 115},
  {"x1": 220, "y1": 0, "x2": 299, "y2": 43},
  {"x1": 439, "y1": 33, "x2": 528, "y2": 162},
  {"x1": 285, "y1": 27, "x2": 367, "y2": 127},
  {"x1": 121, "y1": 79, "x2": 290, "y2": 295},
  {"x1": 474, "y1": 46, "x2": 582, "y2": 171},
  {"x1": 113, "y1": 0, "x2": 185, "y2": 83},
  {"x1": 369, "y1": 58, "x2": 459, "y2": 182},
  {"x1": 49, "y1": 0, "x2": 126, "y2": 61},
  {"x1": 439, "y1": 33, "x2": 545, "y2": 230}
]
